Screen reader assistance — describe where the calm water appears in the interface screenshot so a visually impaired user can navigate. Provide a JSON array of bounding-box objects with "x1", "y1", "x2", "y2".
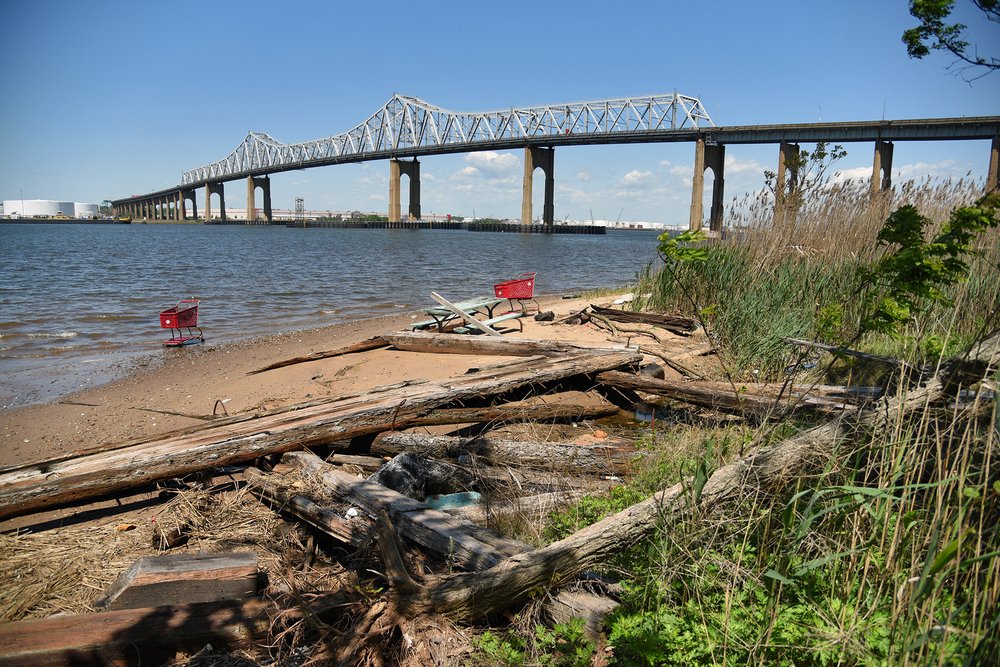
[{"x1": 0, "y1": 223, "x2": 659, "y2": 408}]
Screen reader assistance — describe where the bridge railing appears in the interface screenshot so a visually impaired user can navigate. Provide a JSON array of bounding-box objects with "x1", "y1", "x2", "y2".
[{"x1": 181, "y1": 93, "x2": 714, "y2": 185}]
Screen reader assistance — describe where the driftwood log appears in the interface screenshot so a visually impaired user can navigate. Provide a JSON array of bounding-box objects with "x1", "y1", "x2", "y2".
[
  {"x1": 244, "y1": 467, "x2": 375, "y2": 547},
  {"x1": 375, "y1": 332, "x2": 999, "y2": 622},
  {"x1": 0, "y1": 349, "x2": 641, "y2": 521},
  {"x1": 246, "y1": 336, "x2": 389, "y2": 375},
  {"x1": 782, "y1": 336, "x2": 922, "y2": 375},
  {"x1": 596, "y1": 371, "x2": 855, "y2": 417},
  {"x1": 589, "y1": 304, "x2": 696, "y2": 335},
  {"x1": 371, "y1": 432, "x2": 638, "y2": 472},
  {"x1": 382, "y1": 330, "x2": 633, "y2": 357}
]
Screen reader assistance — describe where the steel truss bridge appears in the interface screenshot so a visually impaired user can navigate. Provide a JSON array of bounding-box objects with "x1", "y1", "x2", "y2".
[
  {"x1": 112, "y1": 91, "x2": 998, "y2": 231},
  {"x1": 181, "y1": 93, "x2": 715, "y2": 186}
]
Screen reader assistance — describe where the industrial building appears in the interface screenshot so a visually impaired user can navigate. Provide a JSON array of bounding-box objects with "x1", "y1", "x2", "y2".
[{"x1": 3, "y1": 199, "x2": 100, "y2": 219}]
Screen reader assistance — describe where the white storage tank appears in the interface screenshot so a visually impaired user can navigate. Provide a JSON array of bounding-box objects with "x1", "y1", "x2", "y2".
[
  {"x1": 74, "y1": 202, "x2": 99, "y2": 219},
  {"x1": 3, "y1": 199, "x2": 84, "y2": 217}
]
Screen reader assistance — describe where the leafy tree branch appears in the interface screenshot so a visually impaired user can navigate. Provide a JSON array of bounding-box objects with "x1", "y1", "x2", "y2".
[{"x1": 903, "y1": 0, "x2": 999, "y2": 80}]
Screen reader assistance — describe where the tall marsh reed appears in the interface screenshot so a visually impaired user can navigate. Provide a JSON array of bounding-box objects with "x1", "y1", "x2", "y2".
[{"x1": 636, "y1": 177, "x2": 1000, "y2": 379}]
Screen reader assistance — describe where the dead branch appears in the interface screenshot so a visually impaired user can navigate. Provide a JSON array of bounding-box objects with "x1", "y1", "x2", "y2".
[{"x1": 247, "y1": 336, "x2": 389, "y2": 375}]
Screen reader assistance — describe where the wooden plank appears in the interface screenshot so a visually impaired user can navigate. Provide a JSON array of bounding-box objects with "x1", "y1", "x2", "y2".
[
  {"x1": 0, "y1": 349, "x2": 641, "y2": 521},
  {"x1": 97, "y1": 552, "x2": 258, "y2": 611},
  {"x1": 383, "y1": 330, "x2": 633, "y2": 357},
  {"x1": 0, "y1": 599, "x2": 271, "y2": 667},
  {"x1": 430, "y1": 291, "x2": 501, "y2": 336}
]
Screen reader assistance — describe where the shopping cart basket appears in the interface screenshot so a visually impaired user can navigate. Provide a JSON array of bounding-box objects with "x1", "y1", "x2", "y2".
[
  {"x1": 160, "y1": 298, "x2": 204, "y2": 346},
  {"x1": 493, "y1": 272, "x2": 539, "y2": 313}
]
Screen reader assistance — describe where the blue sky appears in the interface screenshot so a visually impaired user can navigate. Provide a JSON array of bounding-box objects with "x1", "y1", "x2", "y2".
[{"x1": 1, "y1": 0, "x2": 997, "y2": 224}]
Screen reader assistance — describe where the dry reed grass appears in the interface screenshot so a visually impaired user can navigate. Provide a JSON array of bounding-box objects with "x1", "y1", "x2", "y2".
[{"x1": 723, "y1": 176, "x2": 993, "y2": 263}]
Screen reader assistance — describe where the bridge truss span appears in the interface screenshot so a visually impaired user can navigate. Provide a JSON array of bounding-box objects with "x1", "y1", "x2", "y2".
[{"x1": 181, "y1": 93, "x2": 714, "y2": 185}]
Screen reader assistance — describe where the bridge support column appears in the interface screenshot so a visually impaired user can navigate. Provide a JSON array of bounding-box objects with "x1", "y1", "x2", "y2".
[
  {"x1": 688, "y1": 139, "x2": 725, "y2": 234},
  {"x1": 388, "y1": 159, "x2": 420, "y2": 222},
  {"x1": 206, "y1": 182, "x2": 226, "y2": 222},
  {"x1": 521, "y1": 146, "x2": 554, "y2": 227},
  {"x1": 988, "y1": 135, "x2": 999, "y2": 195},
  {"x1": 871, "y1": 139, "x2": 893, "y2": 193},
  {"x1": 247, "y1": 175, "x2": 272, "y2": 223},
  {"x1": 870, "y1": 139, "x2": 894, "y2": 221},
  {"x1": 181, "y1": 189, "x2": 197, "y2": 221},
  {"x1": 773, "y1": 141, "x2": 800, "y2": 229}
]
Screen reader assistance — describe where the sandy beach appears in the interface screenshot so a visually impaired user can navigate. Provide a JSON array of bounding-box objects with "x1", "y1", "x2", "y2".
[{"x1": 0, "y1": 293, "x2": 653, "y2": 469}]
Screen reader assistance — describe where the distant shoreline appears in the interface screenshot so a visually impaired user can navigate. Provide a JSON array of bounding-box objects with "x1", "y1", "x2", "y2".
[{"x1": 1, "y1": 218, "x2": 131, "y2": 225}]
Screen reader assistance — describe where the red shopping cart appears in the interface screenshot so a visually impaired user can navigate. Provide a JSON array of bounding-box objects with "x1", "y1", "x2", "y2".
[
  {"x1": 160, "y1": 298, "x2": 204, "y2": 346},
  {"x1": 494, "y1": 272, "x2": 539, "y2": 313}
]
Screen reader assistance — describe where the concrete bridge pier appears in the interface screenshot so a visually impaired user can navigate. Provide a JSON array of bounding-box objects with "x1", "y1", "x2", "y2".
[
  {"x1": 870, "y1": 139, "x2": 894, "y2": 220},
  {"x1": 988, "y1": 135, "x2": 999, "y2": 195},
  {"x1": 773, "y1": 141, "x2": 800, "y2": 228},
  {"x1": 181, "y1": 189, "x2": 198, "y2": 220},
  {"x1": 871, "y1": 139, "x2": 894, "y2": 193},
  {"x1": 389, "y1": 159, "x2": 421, "y2": 222},
  {"x1": 205, "y1": 182, "x2": 226, "y2": 222},
  {"x1": 688, "y1": 139, "x2": 726, "y2": 233},
  {"x1": 247, "y1": 175, "x2": 272, "y2": 223},
  {"x1": 521, "y1": 146, "x2": 554, "y2": 227}
]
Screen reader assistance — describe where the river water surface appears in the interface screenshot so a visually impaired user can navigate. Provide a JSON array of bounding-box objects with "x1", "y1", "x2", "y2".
[{"x1": 0, "y1": 223, "x2": 660, "y2": 408}]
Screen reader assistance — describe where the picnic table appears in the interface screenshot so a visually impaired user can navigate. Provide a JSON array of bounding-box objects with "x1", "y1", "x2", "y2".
[{"x1": 412, "y1": 296, "x2": 506, "y2": 332}]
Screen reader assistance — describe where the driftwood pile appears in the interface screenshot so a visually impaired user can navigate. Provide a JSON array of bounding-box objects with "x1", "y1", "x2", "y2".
[{"x1": 2, "y1": 311, "x2": 996, "y2": 666}]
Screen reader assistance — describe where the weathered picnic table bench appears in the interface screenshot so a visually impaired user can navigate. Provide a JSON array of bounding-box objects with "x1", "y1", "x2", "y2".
[{"x1": 411, "y1": 295, "x2": 523, "y2": 335}]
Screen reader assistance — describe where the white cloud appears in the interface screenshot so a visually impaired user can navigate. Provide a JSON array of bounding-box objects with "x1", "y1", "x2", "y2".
[
  {"x1": 669, "y1": 165, "x2": 689, "y2": 178},
  {"x1": 894, "y1": 159, "x2": 960, "y2": 180},
  {"x1": 832, "y1": 166, "x2": 871, "y2": 183},
  {"x1": 621, "y1": 170, "x2": 654, "y2": 186},
  {"x1": 464, "y1": 151, "x2": 519, "y2": 177},
  {"x1": 368, "y1": 193, "x2": 385, "y2": 201},
  {"x1": 576, "y1": 169, "x2": 592, "y2": 182},
  {"x1": 658, "y1": 159, "x2": 672, "y2": 167},
  {"x1": 724, "y1": 155, "x2": 763, "y2": 173},
  {"x1": 452, "y1": 166, "x2": 479, "y2": 179}
]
